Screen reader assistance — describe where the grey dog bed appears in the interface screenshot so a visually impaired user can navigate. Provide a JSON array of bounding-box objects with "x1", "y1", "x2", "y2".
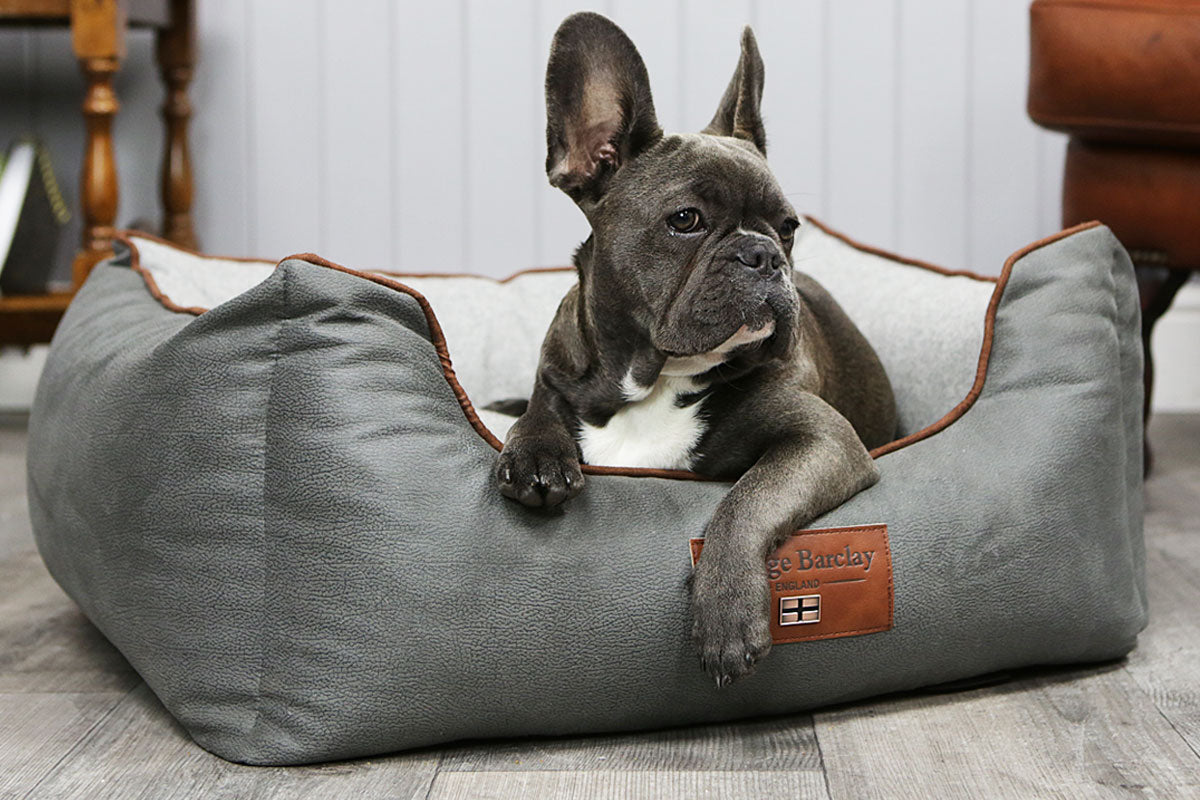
[{"x1": 27, "y1": 219, "x2": 1146, "y2": 765}]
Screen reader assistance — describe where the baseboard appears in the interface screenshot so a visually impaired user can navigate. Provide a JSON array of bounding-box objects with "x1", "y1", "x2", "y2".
[
  {"x1": 2, "y1": 283, "x2": 1198, "y2": 413},
  {"x1": 1151, "y1": 278, "x2": 1200, "y2": 414},
  {"x1": 0, "y1": 345, "x2": 47, "y2": 411}
]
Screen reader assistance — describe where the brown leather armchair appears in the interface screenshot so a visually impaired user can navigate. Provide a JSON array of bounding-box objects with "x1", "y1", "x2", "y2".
[{"x1": 1028, "y1": 0, "x2": 1200, "y2": 471}]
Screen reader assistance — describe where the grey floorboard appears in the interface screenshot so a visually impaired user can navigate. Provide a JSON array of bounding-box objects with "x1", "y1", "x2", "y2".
[
  {"x1": 424, "y1": 770, "x2": 830, "y2": 800},
  {"x1": 0, "y1": 414, "x2": 33, "y2": 562},
  {"x1": 814, "y1": 665, "x2": 1200, "y2": 799},
  {"x1": 24, "y1": 685, "x2": 440, "y2": 800},
  {"x1": 1124, "y1": 533, "x2": 1200, "y2": 759},
  {"x1": 0, "y1": 691, "x2": 127, "y2": 800},
  {"x1": 0, "y1": 551, "x2": 139, "y2": 694},
  {"x1": 437, "y1": 714, "x2": 823, "y2": 772},
  {"x1": 1, "y1": 414, "x2": 1197, "y2": 798}
]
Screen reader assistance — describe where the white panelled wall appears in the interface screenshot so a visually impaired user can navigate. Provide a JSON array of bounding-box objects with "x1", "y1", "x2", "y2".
[{"x1": 1, "y1": 0, "x2": 1197, "y2": 411}]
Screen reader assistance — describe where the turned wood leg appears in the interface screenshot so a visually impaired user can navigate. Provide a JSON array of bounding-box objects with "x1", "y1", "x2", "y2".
[
  {"x1": 70, "y1": 0, "x2": 126, "y2": 287},
  {"x1": 156, "y1": 0, "x2": 197, "y2": 249},
  {"x1": 1135, "y1": 264, "x2": 1189, "y2": 476}
]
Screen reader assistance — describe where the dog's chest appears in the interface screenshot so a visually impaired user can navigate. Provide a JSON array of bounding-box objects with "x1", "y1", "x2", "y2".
[{"x1": 578, "y1": 376, "x2": 708, "y2": 470}]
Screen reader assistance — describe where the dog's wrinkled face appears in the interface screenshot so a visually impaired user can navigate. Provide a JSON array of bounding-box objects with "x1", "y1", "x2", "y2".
[
  {"x1": 589, "y1": 133, "x2": 800, "y2": 361},
  {"x1": 545, "y1": 13, "x2": 799, "y2": 372}
]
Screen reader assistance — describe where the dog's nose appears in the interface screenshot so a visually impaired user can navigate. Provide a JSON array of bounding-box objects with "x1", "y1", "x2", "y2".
[{"x1": 733, "y1": 241, "x2": 784, "y2": 277}]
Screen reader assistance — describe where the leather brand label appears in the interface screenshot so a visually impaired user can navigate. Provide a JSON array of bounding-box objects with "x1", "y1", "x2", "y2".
[{"x1": 689, "y1": 524, "x2": 893, "y2": 644}]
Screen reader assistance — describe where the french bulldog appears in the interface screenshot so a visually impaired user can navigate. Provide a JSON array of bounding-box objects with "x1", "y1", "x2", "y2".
[{"x1": 494, "y1": 12, "x2": 897, "y2": 686}]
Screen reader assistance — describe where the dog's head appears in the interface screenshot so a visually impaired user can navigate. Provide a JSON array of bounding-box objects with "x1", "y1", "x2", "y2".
[{"x1": 546, "y1": 12, "x2": 800, "y2": 370}]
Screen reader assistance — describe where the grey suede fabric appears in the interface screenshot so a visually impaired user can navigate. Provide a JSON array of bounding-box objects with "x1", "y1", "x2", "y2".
[{"x1": 27, "y1": 224, "x2": 1145, "y2": 765}]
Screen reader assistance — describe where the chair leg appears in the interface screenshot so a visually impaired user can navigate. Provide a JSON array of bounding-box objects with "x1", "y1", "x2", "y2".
[
  {"x1": 156, "y1": 0, "x2": 197, "y2": 250},
  {"x1": 70, "y1": 0, "x2": 126, "y2": 287},
  {"x1": 1135, "y1": 264, "x2": 1189, "y2": 476}
]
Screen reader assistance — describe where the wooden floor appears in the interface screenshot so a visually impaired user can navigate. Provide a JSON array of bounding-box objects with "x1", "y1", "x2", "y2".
[{"x1": 2, "y1": 413, "x2": 1198, "y2": 799}]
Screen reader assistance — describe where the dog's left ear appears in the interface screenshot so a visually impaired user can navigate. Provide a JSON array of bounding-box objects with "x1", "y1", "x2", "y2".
[
  {"x1": 545, "y1": 12, "x2": 662, "y2": 206},
  {"x1": 703, "y1": 26, "x2": 766, "y2": 156}
]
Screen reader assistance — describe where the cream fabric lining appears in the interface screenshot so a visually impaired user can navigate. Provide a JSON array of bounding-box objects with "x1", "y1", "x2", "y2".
[{"x1": 129, "y1": 224, "x2": 994, "y2": 442}]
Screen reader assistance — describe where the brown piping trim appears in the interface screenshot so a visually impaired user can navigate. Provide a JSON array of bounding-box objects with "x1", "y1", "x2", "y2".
[
  {"x1": 118, "y1": 221, "x2": 1106, "y2": 479},
  {"x1": 117, "y1": 231, "x2": 276, "y2": 316},
  {"x1": 372, "y1": 265, "x2": 575, "y2": 284},
  {"x1": 117, "y1": 230, "x2": 276, "y2": 265},
  {"x1": 118, "y1": 229, "x2": 576, "y2": 304},
  {"x1": 577, "y1": 463, "x2": 710, "y2": 482},
  {"x1": 866, "y1": 220, "x2": 1104, "y2": 458},
  {"x1": 803, "y1": 216, "x2": 998, "y2": 282},
  {"x1": 133, "y1": 263, "x2": 208, "y2": 316}
]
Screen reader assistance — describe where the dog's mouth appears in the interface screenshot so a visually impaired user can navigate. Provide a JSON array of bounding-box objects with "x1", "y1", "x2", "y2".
[
  {"x1": 658, "y1": 319, "x2": 776, "y2": 377},
  {"x1": 714, "y1": 319, "x2": 775, "y2": 351}
]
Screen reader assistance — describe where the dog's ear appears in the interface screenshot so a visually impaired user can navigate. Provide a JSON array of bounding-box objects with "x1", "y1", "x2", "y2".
[
  {"x1": 703, "y1": 26, "x2": 766, "y2": 156},
  {"x1": 545, "y1": 13, "x2": 662, "y2": 205}
]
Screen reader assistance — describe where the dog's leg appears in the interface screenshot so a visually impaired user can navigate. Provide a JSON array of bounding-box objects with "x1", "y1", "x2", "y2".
[
  {"x1": 691, "y1": 393, "x2": 880, "y2": 686},
  {"x1": 496, "y1": 381, "x2": 584, "y2": 508}
]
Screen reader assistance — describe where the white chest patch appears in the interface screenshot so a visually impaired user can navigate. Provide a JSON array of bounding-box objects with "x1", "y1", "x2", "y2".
[{"x1": 579, "y1": 376, "x2": 707, "y2": 470}]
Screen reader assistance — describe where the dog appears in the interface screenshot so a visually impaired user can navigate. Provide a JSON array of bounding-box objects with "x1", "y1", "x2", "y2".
[{"x1": 494, "y1": 12, "x2": 897, "y2": 686}]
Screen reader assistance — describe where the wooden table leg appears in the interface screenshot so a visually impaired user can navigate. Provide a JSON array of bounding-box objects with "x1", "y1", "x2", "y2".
[
  {"x1": 156, "y1": 0, "x2": 197, "y2": 250},
  {"x1": 70, "y1": 0, "x2": 126, "y2": 286}
]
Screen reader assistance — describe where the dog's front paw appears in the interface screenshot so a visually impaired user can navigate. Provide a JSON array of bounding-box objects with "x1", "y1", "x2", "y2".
[
  {"x1": 690, "y1": 560, "x2": 772, "y2": 687},
  {"x1": 496, "y1": 437, "x2": 584, "y2": 508}
]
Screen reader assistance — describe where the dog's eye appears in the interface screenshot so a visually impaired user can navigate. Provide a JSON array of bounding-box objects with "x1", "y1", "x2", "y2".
[
  {"x1": 779, "y1": 218, "x2": 801, "y2": 241},
  {"x1": 667, "y1": 208, "x2": 704, "y2": 234}
]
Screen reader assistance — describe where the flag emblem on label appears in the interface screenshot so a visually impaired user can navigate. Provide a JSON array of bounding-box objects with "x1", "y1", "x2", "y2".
[{"x1": 780, "y1": 594, "x2": 821, "y2": 625}]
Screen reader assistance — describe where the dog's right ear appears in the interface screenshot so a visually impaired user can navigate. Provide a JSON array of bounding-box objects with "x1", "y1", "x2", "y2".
[{"x1": 545, "y1": 13, "x2": 662, "y2": 206}]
